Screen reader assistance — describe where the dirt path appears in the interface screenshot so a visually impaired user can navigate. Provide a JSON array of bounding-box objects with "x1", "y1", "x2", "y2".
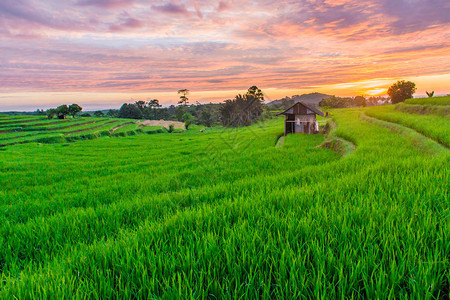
[{"x1": 138, "y1": 120, "x2": 185, "y2": 130}]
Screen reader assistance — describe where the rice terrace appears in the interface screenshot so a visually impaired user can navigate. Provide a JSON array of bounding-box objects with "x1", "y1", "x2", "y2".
[
  {"x1": 0, "y1": 94, "x2": 448, "y2": 298},
  {"x1": 1, "y1": 0, "x2": 450, "y2": 298}
]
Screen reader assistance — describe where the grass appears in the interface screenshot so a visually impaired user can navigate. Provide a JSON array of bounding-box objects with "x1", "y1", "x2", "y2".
[
  {"x1": 395, "y1": 103, "x2": 449, "y2": 118},
  {"x1": 113, "y1": 122, "x2": 142, "y2": 134},
  {"x1": 365, "y1": 105, "x2": 450, "y2": 147},
  {"x1": 0, "y1": 109, "x2": 448, "y2": 298},
  {"x1": 141, "y1": 125, "x2": 165, "y2": 133},
  {"x1": 405, "y1": 95, "x2": 450, "y2": 106}
]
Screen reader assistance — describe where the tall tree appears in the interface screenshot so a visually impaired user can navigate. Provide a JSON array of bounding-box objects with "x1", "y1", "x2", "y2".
[
  {"x1": 55, "y1": 105, "x2": 69, "y2": 119},
  {"x1": 220, "y1": 86, "x2": 265, "y2": 127},
  {"x1": 119, "y1": 103, "x2": 143, "y2": 119},
  {"x1": 198, "y1": 105, "x2": 216, "y2": 127},
  {"x1": 68, "y1": 104, "x2": 82, "y2": 118},
  {"x1": 107, "y1": 109, "x2": 119, "y2": 118},
  {"x1": 93, "y1": 111, "x2": 105, "y2": 117},
  {"x1": 247, "y1": 86, "x2": 264, "y2": 101},
  {"x1": 182, "y1": 112, "x2": 195, "y2": 129},
  {"x1": 135, "y1": 100, "x2": 146, "y2": 110},
  {"x1": 46, "y1": 108, "x2": 56, "y2": 119},
  {"x1": 387, "y1": 80, "x2": 417, "y2": 104},
  {"x1": 178, "y1": 89, "x2": 189, "y2": 106},
  {"x1": 147, "y1": 99, "x2": 162, "y2": 119},
  {"x1": 354, "y1": 96, "x2": 366, "y2": 107}
]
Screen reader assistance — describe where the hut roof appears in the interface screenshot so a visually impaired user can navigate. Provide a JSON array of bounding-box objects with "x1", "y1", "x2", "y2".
[{"x1": 277, "y1": 101, "x2": 324, "y2": 117}]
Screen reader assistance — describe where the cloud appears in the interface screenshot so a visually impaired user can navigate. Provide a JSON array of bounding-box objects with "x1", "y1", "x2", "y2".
[
  {"x1": 382, "y1": 44, "x2": 450, "y2": 55},
  {"x1": 218, "y1": 1, "x2": 230, "y2": 12},
  {"x1": 109, "y1": 12, "x2": 143, "y2": 31},
  {"x1": 193, "y1": 1, "x2": 203, "y2": 19},
  {"x1": 0, "y1": 0, "x2": 90, "y2": 32},
  {"x1": 152, "y1": 3, "x2": 189, "y2": 15},
  {"x1": 381, "y1": 0, "x2": 450, "y2": 35},
  {"x1": 76, "y1": 0, "x2": 135, "y2": 8},
  {"x1": 257, "y1": 0, "x2": 450, "y2": 40}
]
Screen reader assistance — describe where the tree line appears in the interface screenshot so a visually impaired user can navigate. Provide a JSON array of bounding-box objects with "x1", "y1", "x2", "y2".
[
  {"x1": 318, "y1": 95, "x2": 389, "y2": 109},
  {"x1": 115, "y1": 86, "x2": 267, "y2": 128},
  {"x1": 38, "y1": 80, "x2": 419, "y2": 128},
  {"x1": 45, "y1": 104, "x2": 82, "y2": 119},
  {"x1": 319, "y1": 80, "x2": 417, "y2": 109}
]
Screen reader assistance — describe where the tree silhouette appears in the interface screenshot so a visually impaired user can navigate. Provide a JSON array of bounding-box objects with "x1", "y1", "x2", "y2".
[
  {"x1": 247, "y1": 86, "x2": 264, "y2": 101},
  {"x1": 178, "y1": 89, "x2": 189, "y2": 106},
  {"x1": 93, "y1": 110, "x2": 104, "y2": 117},
  {"x1": 147, "y1": 99, "x2": 161, "y2": 119},
  {"x1": 68, "y1": 104, "x2": 82, "y2": 118},
  {"x1": 220, "y1": 86, "x2": 265, "y2": 127},
  {"x1": 182, "y1": 112, "x2": 195, "y2": 129},
  {"x1": 55, "y1": 105, "x2": 69, "y2": 119},
  {"x1": 387, "y1": 80, "x2": 417, "y2": 104},
  {"x1": 46, "y1": 108, "x2": 56, "y2": 119},
  {"x1": 135, "y1": 100, "x2": 146, "y2": 110}
]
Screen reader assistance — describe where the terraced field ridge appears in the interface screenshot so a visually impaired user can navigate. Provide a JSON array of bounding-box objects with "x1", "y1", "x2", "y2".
[
  {"x1": 0, "y1": 116, "x2": 165, "y2": 147},
  {"x1": 0, "y1": 101, "x2": 448, "y2": 298}
]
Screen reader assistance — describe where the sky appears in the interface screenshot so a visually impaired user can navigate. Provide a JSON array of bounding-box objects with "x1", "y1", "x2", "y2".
[{"x1": 0, "y1": 0, "x2": 449, "y2": 110}]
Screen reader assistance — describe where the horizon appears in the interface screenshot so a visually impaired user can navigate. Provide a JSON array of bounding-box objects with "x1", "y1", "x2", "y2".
[
  {"x1": 1, "y1": 89, "x2": 449, "y2": 113},
  {"x1": 1, "y1": 0, "x2": 449, "y2": 111}
]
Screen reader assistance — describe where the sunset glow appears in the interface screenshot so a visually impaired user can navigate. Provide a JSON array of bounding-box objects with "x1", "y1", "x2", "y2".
[{"x1": 0, "y1": 0, "x2": 449, "y2": 110}]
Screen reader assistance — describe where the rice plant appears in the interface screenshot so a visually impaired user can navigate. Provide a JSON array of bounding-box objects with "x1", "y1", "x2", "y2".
[{"x1": 0, "y1": 109, "x2": 448, "y2": 298}]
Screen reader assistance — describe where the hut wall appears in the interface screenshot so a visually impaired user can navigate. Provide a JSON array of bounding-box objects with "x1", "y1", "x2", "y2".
[{"x1": 295, "y1": 114, "x2": 316, "y2": 123}]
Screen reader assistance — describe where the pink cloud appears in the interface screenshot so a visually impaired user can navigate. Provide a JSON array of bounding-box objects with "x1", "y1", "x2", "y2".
[
  {"x1": 218, "y1": 1, "x2": 230, "y2": 12},
  {"x1": 109, "y1": 12, "x2": 143, "y2": 31},
  {"x1": 193, "y1": 1, "x2": 203, "y2": 19},
  {"x1": 152, "y1": 3, "x2": 190, "y2": 16},
  {"x1": 77, "y1": 0, "x2": 136, "y2": 8}
]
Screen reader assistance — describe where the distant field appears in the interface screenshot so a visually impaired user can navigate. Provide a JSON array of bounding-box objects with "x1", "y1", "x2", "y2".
[
  {"x1": 0, "y1": 116, "x2": 165, "y2": 147},
  {"x1": 405, "y1": 95, "x2": 450, "y2": 105},
  {"x1": 0, "y1": 105, "x2": 448, "y2": 298}
]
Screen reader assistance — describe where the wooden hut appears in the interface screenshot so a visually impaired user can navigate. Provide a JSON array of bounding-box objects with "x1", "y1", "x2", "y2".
[{"x1": 277, "y1": 101, "x2": 324, "y2": 135}]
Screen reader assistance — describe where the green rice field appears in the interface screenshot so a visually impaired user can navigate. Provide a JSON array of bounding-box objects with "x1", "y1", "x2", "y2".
[
  {"x1": 405, "y1": 95, "x2": 450, "y2": 106},
  {"x1": 0, "y1": 117, "x2": 164, "y2": 147},
  {"x1": 0, "y1": 101, "x2": 448, "y2": 298}
]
